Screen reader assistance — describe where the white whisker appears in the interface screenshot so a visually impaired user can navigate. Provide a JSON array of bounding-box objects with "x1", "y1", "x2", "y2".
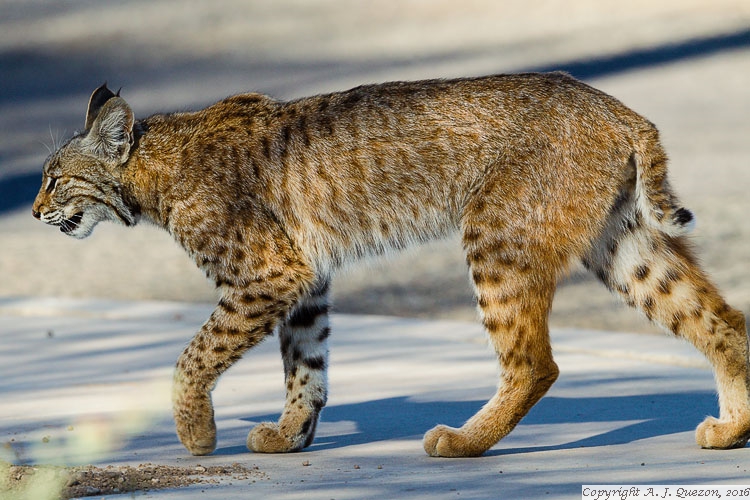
[
  {"x1": 49, "y1": 124, "x2": 57, "y2": 151},
  {"x1": 38, "y1": 139, "x2": 53, "y2": 156}
]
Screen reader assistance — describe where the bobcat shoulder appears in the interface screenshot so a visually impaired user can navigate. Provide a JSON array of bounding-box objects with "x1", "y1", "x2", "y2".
[{"x1": 32, "y1": 73, "x2": 750, "y2": 457}]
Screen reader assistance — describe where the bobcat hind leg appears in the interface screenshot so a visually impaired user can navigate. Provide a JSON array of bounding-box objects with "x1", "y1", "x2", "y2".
[
  {"x1": 585, "y1": 206, "x2": 750, "y2": 449},
  {"x1": 424, "y1": 227, "x2": 560, "y2": 457}
]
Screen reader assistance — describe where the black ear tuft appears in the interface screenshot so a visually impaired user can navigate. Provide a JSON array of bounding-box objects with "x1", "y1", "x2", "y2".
[
  {"x1": 81, "y1": 96, "x2": 135, "y2": 165},
  {"x1": 85, "y1": 83, "x2": 119, "y2": 130}
]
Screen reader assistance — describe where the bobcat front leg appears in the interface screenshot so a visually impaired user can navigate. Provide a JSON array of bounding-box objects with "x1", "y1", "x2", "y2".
[
  {"x1": 248, "y1": 278, "x2": 331, "y2": 453},
  {"x1": 172, "y1": 244, "x2": 315, "y2": 455},
  {"x1": 173, "y1": 285, "x2": 290, "y2": 455}
]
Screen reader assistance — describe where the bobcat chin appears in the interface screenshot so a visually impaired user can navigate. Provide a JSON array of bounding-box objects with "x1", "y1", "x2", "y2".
[{"x1": 33, "y1": 73, "x2": 750, "y2": 457}]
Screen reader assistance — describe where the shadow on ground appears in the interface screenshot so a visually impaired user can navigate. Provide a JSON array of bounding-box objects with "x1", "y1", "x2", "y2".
[{"x1": 236, "y1": 391, "x2": 723, "y2": 455}]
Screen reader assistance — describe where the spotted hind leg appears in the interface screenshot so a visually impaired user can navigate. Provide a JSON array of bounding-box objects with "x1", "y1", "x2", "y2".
[
  {"x1": 585, "y1": 208, "x2": 750, "y2": 449},
  {"x1": 424, "y1": 227, "x2": 560, "y2": 457},
  {"x1": 247, "y1": 278, "x2": 330, "y2": 453}
]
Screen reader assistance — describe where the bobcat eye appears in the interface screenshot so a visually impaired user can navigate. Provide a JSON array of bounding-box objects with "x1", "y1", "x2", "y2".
[{"x1": 45, "y1": 176, "x2": 57, "y2": 194}]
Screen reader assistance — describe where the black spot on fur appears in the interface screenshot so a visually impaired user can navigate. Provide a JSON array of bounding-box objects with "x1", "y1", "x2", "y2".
[
  {"x1": 278, "y1": 126, "x2": 290, "y2": 158},
  {"x1": 303, "y1": 412, "x2": 319, "y2": 448},
  {"x1": 288, "y1": 304, "x2": 329, "y2": 329},
  {"x1": 215, "y1": 277, "x2": 236, "y2": 288},
  {"x1": 218, "y1": 298, "x2": 237, "y2": 314},
  {"x1": 300, "y1": 415, "x2": 313, "y2": 436},
  {"x1": 634, "y1": 265, "x2": 651, "y2": 281},
  {"x1": 658, "y1": 279, "x2": 672, "y2": 295},
  {"x1": 302, "y1": 356, "x2": 326, "y2": 371},
  {"x1": 244, "y1": 309, "x2": 266, "y2": 321},
  {"x1": 298, "y1": 114, "x2": 311, "y2": 147},
  {"x1": 229, "y1": 94, "x2": 264, "y2": 107},
  {"x1": 240, "y1": 294, "x2": 256, "y2": 304},
  {"x1": 201, "y1": 256, "x2": 219, "y2": 266},
  {"x1": 342, "y1": 91, "x2": 363, "y2": 107},
  {"x1": 673, "y1": 208, "x2": 694, "y2": 226},
  {"x1": 317, "y1": 326, "x2": 331, "y2": 342},
  {"x1": 262, "y1": 136, "x2": 271, "y2": 159}
]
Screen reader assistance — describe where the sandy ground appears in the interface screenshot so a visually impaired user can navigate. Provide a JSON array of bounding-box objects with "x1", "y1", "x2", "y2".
[
  {"x1": 1, "y1": 0, "x2": 749, "y2": 333},
  {"x1": 3, "y1": 299, "x2": 749, "y2": 499}
]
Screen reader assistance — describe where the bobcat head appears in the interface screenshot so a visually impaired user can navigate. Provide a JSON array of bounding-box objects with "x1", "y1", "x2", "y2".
[{"x1": 32, "y1": 84, "x2": 139, "y2": 239}]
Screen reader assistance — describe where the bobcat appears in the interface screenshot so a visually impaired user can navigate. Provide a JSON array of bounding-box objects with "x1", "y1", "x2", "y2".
[{"x1": 32, "y1": 73, "x2": 750, "y2": 457}]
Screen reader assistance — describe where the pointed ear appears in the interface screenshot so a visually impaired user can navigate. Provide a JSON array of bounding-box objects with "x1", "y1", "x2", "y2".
[
  {"x1": 81, "y1": 97, "x2": 135, "y2": 165},
  {"x1": 85, "y1": 83, "x2": 119, "y2": 130}
]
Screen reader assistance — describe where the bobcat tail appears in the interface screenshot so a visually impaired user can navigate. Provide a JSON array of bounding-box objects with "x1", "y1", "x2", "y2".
[{"x1": 633, "y1": 131, "x2": 696, "y2": 237}]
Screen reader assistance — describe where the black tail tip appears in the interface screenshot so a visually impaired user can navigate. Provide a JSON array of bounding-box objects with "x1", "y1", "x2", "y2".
[{"x1": 673, "y1": 207, "x2": 694, "y2": 226}]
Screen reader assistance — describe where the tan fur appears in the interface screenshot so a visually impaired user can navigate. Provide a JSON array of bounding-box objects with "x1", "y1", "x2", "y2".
[{"x1": 32, "y1": 73, "x2": 749, "y2": 457}]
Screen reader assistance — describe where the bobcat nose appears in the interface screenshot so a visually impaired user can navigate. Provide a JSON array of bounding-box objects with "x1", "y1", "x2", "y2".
[{"x1": 32, "y1": 208, "x2": 41, "y2": 220}]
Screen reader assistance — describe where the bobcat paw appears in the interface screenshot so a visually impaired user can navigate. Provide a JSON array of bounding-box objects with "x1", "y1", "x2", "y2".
[
  {"x1": 247, "y1": 422, "x2": 301, "y2": 453},
  {"x1": 423, "y1": 425, "x2": 485, "y2": 458},
  {"x1": 174, "y1": 409, "x2": 217, "y2": 456},
  {"x1": 173, "y1": 384, "x2": 217, "y2": 456},
  {"x1": 696, "y1": 416, "x2": 750, "y2": 449}
]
